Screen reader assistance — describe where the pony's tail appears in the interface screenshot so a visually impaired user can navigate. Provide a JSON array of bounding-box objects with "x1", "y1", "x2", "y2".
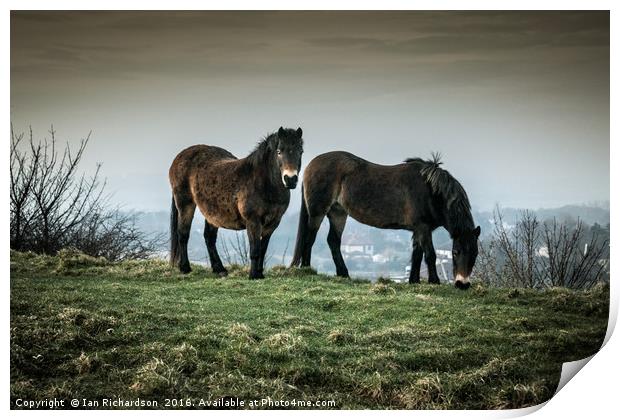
[
  {"x1": 290, "y1": 186, "x2": 308, "y2": 267},
  {"x1": 170, "y1": 196, "x2": 179, "y2": 266}
]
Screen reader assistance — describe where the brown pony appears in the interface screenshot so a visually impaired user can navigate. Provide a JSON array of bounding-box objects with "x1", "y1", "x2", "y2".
[
  {"x1": 169, "y1": 127, "x2": 304, "y2": 279},
  {"x1": 291, "y1": 152, "x2": 480, "y2": 289}
]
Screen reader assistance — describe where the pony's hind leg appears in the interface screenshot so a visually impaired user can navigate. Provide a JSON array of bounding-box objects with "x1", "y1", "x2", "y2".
[
  {"x1": 203, "y1": 221, "x2": 227, "y2": 276},
  {"x1": 175, "y1": 199, "x2": 196, "y2": 274},
  {"x1": 327, "y1": 205, "x2": 349, "y2": 277},
  {"x1": 257, "y1": 232, "x2": 272, "y2": 277},
  {"x1": 301, "y1": 214, "x2": 324, "y2": 267}
]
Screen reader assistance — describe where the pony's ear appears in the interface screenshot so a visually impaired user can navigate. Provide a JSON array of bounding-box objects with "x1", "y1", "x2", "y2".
[
  {"x1": 473, "y1": 226, "x2": 481, "y2": 238},
  {"x1": 296, "y1": 127, "x2": 303, "y2": 138},
  {"x1": 278, "y1": 127, "x2": 286, "y2": 137}
]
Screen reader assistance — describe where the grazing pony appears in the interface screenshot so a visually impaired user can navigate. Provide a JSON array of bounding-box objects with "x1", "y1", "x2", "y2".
[
  {"x1": 291, "y1": 152, "x2": 479, "y2": 289},
  {"x1": 169, "y1": 127, "x2": 304, "y2": 279}
]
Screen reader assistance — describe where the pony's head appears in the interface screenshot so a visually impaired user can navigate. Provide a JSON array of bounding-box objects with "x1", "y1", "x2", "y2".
[
  {"x1": 275, "y1": 127, "x2": 304, "y2": 189},
  {"x1": 451, "y1": 226, "x2": 480, "y2": 290}
]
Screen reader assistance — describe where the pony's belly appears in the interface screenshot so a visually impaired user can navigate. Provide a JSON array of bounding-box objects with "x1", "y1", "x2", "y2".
[
  {"x1": 198, "y1": 203, "x2": 245, "y2": 230},
  {"x1": 209, "y1": 217, "x2": 245, "y2": 230},
  {"x1": 347, "y1": 210, "x2": 409, "y2": 230},
  {"x1": 338, "y1": 194, "x2": 410, "y2": 230}
]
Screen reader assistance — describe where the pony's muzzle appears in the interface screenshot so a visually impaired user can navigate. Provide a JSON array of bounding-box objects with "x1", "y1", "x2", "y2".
[
  {"x1": 454, "y1": 274, "x2": 471, "y2": 290},
  {"x1": 282, "y1": 172, "x2": 298, "y2": 189}
]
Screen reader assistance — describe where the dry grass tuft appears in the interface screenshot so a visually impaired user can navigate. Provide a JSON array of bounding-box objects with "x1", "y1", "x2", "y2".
[
  {"x1": 130, "y1": 358, "x2": 185, "y2": 396},
  {"x1": 226, "y1": 322, "x2": 256, "y2": 344},
  {"x1": 262, "y1": 333, "x2": 304, "y2": 352},
  {"x1": 396, "y1": 375, "x2": 450, "y2": 409},
  {"x1": 56, "y1": 248, "x2": 108, "y2": 272},
  {"x1": 74, "y1": 352, "x2": 100, "y2": 375},
  {"x1": 360, "y1": 372, "x2": 388, "y2": 400},
  {"x1": 493, "y1": 381, "x2": 548, "y2": 409},
  {"x1": 376, "y1": 276, "x2": 394, "y2": 285},
  {"x1": 471, "y1": 283, "x2": 487, "y2": 296},
  {"x1": 370, "y1": 283, "x2": 396, "y2": 295},
  {"x1": 327, "y1": 329, "x2": 354, "y2": 345},
  {"x1": 304, "y1": 286, "x2": 325, "y2": 295},
  {"x1": 171, "y1": 343, "x2": 199, "y2": 373}
]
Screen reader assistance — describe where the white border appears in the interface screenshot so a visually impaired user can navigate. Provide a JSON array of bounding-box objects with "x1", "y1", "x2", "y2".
[{"x1": 3, "y1": 2, "x2": 616, "y2": 419}]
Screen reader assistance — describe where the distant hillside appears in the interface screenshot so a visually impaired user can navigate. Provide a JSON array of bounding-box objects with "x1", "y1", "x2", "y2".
[
  {"x1": 474, "y1": 204, "x2": 609, "y2": 227},
  {"x1": 129, "y1": 202, "x2": 610, "y2": 269},
  {"x1": 472, "y1": 204, "x2": 609, "y2": 242},
  {"x1": 534, "y1": 204, "x2": 610, "y2": 226}
]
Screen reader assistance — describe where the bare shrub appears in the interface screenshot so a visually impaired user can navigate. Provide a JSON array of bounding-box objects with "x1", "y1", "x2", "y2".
[
  {"x1": 219, "y1": 231, "x2": 274, "y2": 267},
  {"x1": 10, "y1": 125, "x2": 161, "y2": 261},
  {"x1": 476, "y1": 207, "x2": 609, "y2": 289},
  {"x1": 542, "y1": 218, "x2": 609, "y2": 289},
  {"x1": 491, "y1": 209, "x2": 542, "y2": 288},
  {"x1": 11, "y1": 126, "x2": 103, "y2": 253},
  {"x1": 476, "y1": 239, "x2": 505, "y2": 286},
  {"x1": 220, "y1": 232, "x2": 249, "y2": 266},
  {"x1": 69, "y1": 209, "x2": 165, "y2": 261}
]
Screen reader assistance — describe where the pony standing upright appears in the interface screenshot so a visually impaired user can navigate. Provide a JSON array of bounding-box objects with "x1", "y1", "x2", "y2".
[
  {"x1": 169, "y1": 127, "x2": 304, "y2": 279},
  {"x1": 291, "y1": 152, "x2": 479, "y2": 289}
]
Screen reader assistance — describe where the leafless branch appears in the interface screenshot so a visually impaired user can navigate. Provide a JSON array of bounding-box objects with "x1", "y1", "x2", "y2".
[{"x1": 10, "y1": 125, "x2": 160, "y2": 261}]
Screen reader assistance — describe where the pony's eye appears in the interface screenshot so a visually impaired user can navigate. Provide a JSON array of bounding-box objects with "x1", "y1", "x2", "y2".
[{"x1": 277, "y1": 149, "x2": 282, "y2": 155}]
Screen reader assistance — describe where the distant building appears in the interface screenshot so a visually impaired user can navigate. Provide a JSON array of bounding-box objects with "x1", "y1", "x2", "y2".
[
  {"x1": 341, "y1": 233, "x2": 374, "y2": 256},
  {"x1": 536, "y1": 246, "x2": 549, "y2": 258},
  {"x1": 405, "y1": 249, "x2": 453, "y2": 281},
  {"x1": 435, "y1": 250, "x2": 452, "y2": 259},
  {"x1": 372, "y1": 254, "x2": 389, "y2": 263}
]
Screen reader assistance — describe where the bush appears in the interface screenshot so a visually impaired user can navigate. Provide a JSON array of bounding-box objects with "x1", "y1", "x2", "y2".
[
  {"x1": 10, "y1": 125, "x2": 162, "y2": 261},
  {"x1": 476, "y1": 207, "x2": 609, "y2": 289}
]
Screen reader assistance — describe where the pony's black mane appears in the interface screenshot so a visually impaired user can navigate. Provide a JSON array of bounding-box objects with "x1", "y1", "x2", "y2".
[
  {"x1": 405, "y1": 153, "x2": 474, "y2": 235},
  {"x1": 246, "y1": 132, "x2": 278, "y2": 168}
]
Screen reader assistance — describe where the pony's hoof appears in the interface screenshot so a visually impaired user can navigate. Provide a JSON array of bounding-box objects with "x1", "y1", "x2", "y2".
[
  {"x1": 216, "y1": 270, "x2": 228, "y2": 277},
  {"x1": 179, "y1": 266, "x2": 191, "y2": 274},
  {"x1": 455, "y1": 280, "x2": 470, "y2": 290}
]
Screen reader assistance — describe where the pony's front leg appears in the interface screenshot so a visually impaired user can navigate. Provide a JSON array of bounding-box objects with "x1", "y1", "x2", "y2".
[
  {"x1": 246, "y1": 222, "x2": 264, "y2": 279},
  {"x1": 412, "y1": 227, "x2": 440, "y2": 284},
  {"x1": 425, "y1": 248, "x2": 440, "y2": 284},
  {"x1": 421, "y1": 234, "x2": 440, "y2": 285},
  {"x1": 409, "y1": 239, "x2": 423, "y2": 284},
  {"x1": 257, "y1": 232, "x2": 272, "y2": 277}
]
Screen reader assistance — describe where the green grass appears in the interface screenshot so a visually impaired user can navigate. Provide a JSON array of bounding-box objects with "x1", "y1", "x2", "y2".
[{"x1": 10, "y1": 249, "x2": 609, "y2": 409}]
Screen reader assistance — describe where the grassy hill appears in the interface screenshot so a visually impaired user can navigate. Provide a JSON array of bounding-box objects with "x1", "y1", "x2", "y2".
[{"x1": 10, "y1": 250, "x2": 609, "y2": 409}]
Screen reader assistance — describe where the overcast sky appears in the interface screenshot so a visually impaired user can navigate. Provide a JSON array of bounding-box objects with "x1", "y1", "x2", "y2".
[{"x1": 11, "y1": 11, "x2": 609, "y2": 212}]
